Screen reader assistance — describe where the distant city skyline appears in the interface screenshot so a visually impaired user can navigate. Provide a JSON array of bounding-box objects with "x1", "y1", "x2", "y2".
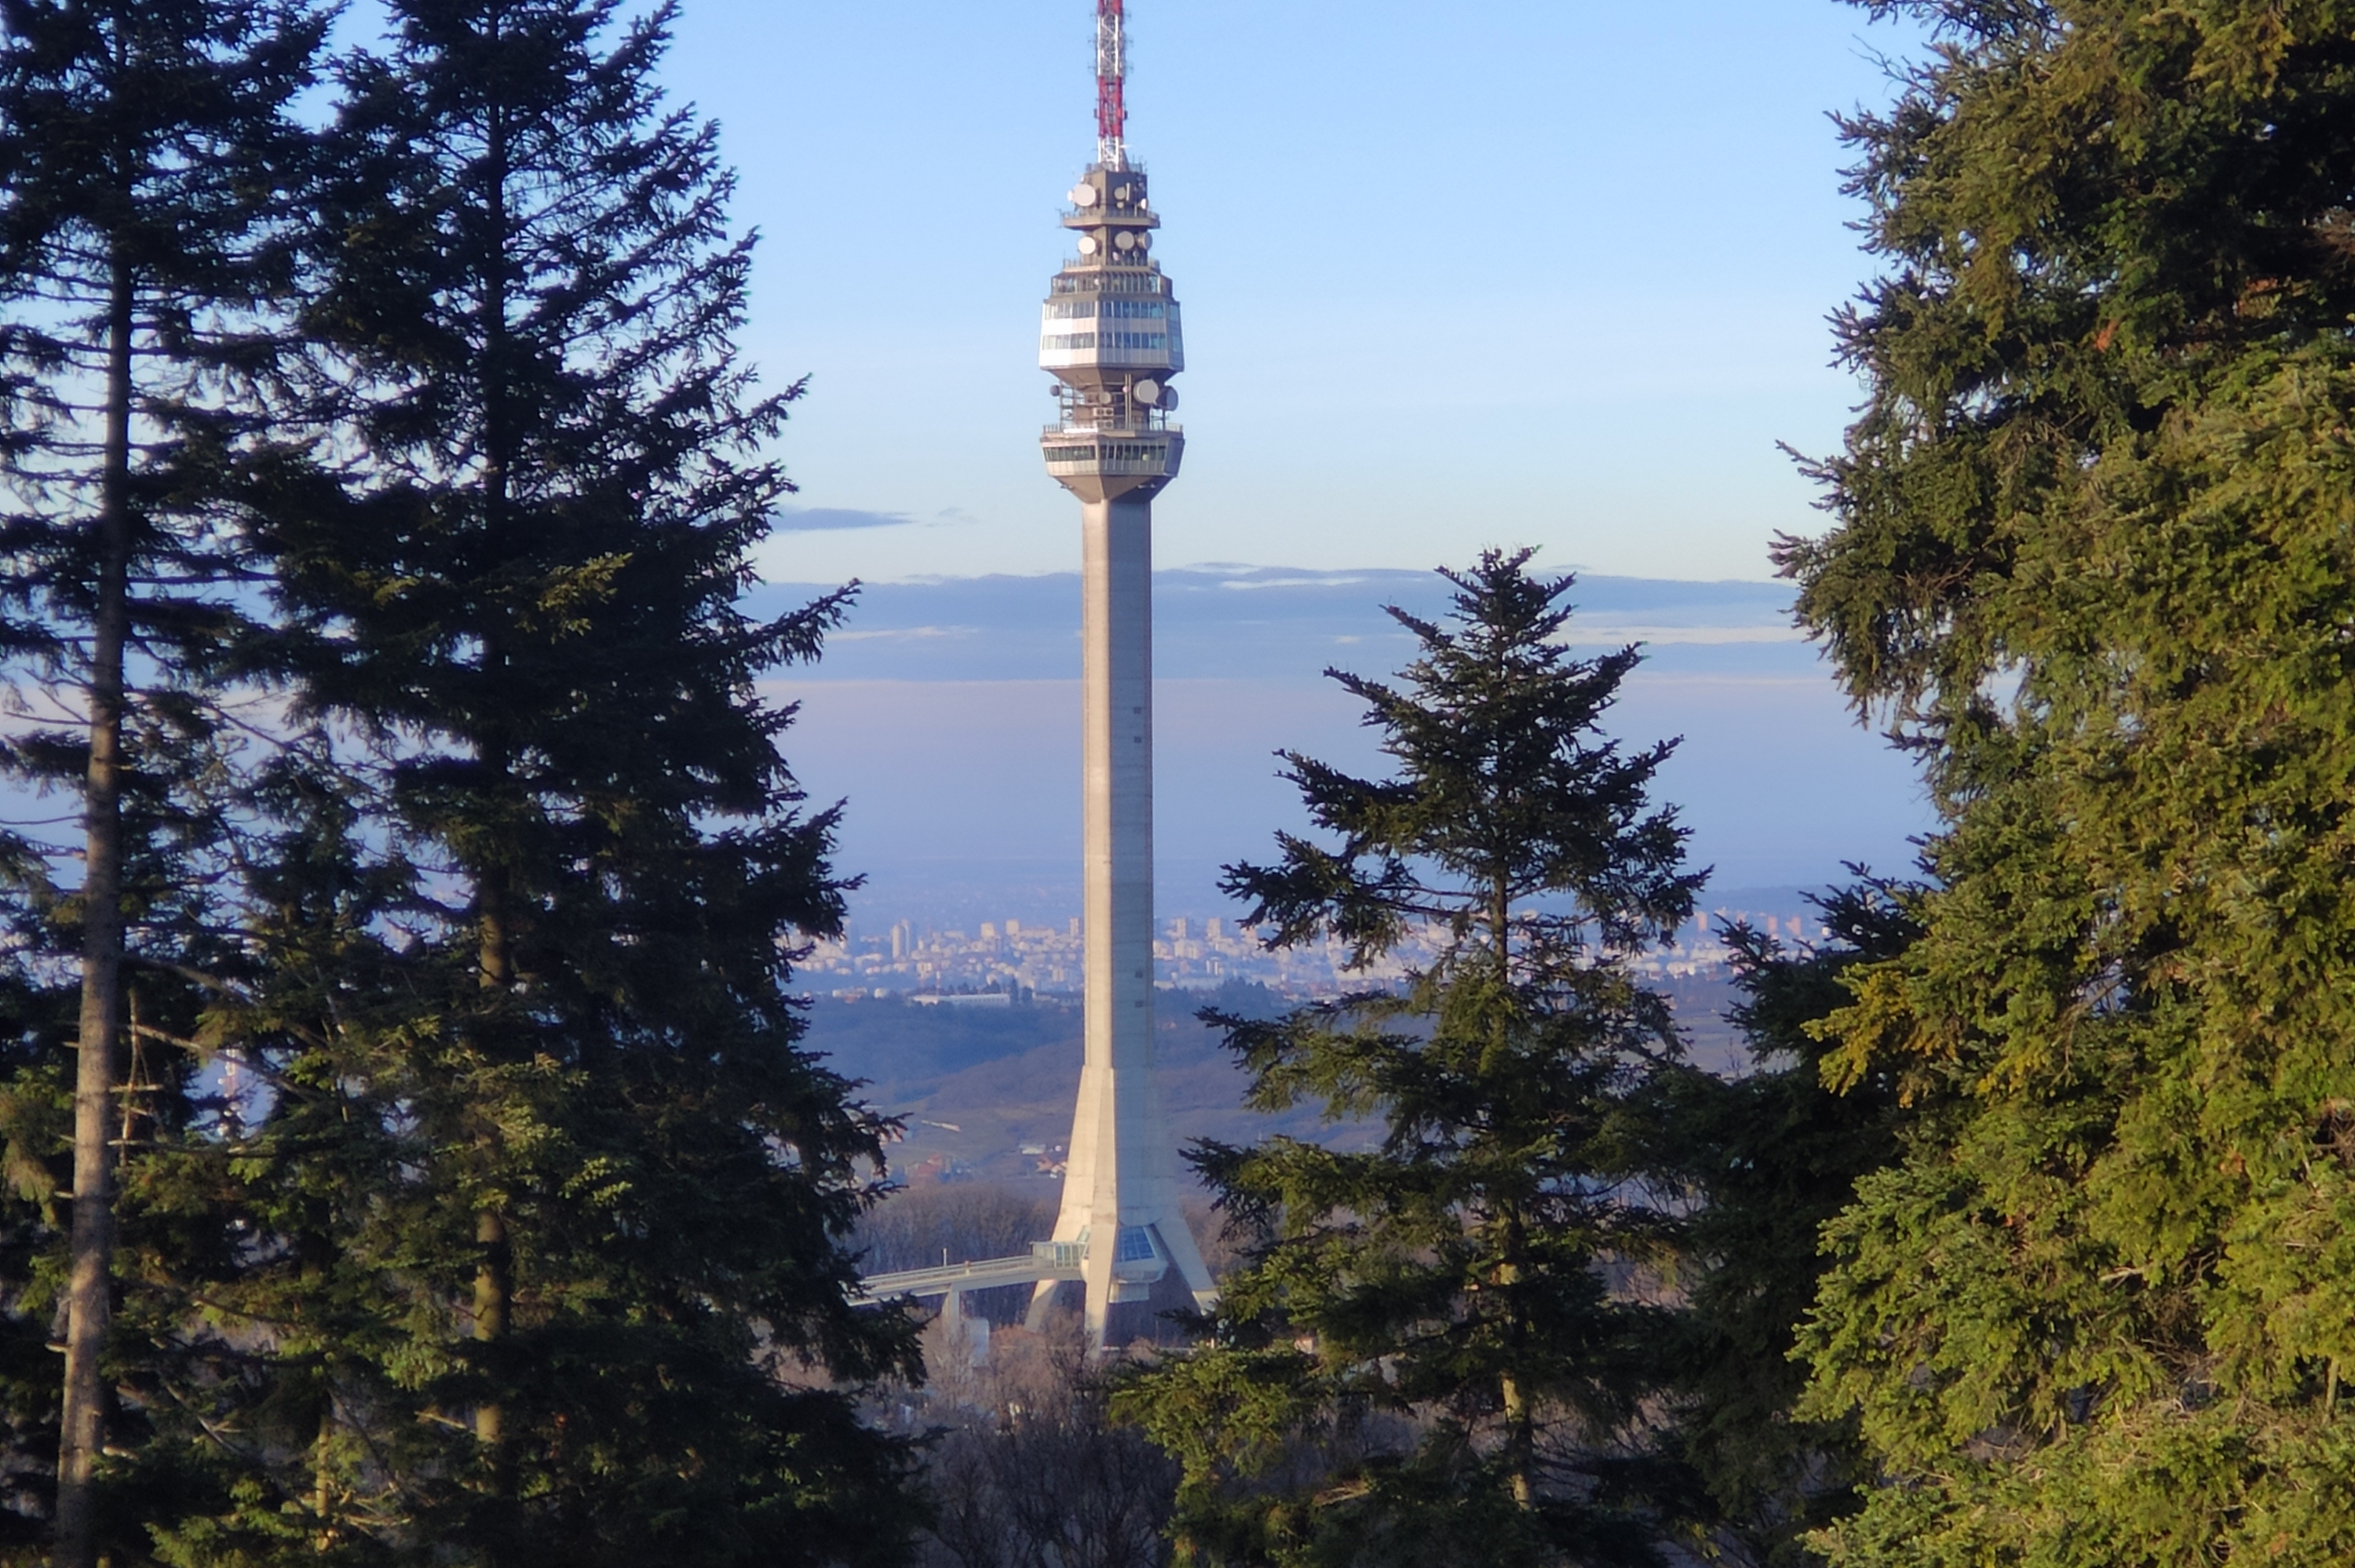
[
  {"x1": 656, "y1": 1, "x2": 1927, "y2": 585},
  {"x1": 801, "y1": 897, "x2": 1836, "y2": 1003}
]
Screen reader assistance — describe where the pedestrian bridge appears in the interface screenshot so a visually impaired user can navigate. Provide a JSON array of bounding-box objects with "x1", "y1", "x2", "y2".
[{"x1": 853, "y1": 1240, "x2": 1086, "y2": 1304}]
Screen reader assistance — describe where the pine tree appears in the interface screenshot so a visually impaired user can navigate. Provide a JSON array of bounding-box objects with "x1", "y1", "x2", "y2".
[
  {"x1": 0, "y1": 3, "x2": 323, "y2": 1557},
  {"x1": 0, "y1": 865, "x2": 78, "y2": 1561},
  {"x1": 1781, "y1": 2, "x2": 2355, "y2": 1562},
  {"x1": 186, "y1": 2, "x2": 922, "y2": 1560},
  {"x1": 1120, "y1": 550, "x2": 1702, "y2": 1568}
]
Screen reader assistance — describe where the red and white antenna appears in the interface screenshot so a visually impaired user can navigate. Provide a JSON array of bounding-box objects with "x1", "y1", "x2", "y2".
[{"x1": 1095, "y1": 0, "x2": 1127, "y2": 170}]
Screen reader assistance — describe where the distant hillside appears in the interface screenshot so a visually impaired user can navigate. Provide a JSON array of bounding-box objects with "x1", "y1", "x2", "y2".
[{"x1": 804, "y1": 970, "x2": 1747, "y2": 1189}]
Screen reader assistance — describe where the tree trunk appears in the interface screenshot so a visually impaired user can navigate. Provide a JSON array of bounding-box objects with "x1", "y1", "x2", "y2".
[
  {"x1": 470, "y1": 68, "x2": 517, "y2": 1511},
  {"x1": 472, "y1": 1205, "x2": 509, "y2": 1451},
  {"x1": 1500, "y1": 1371, "x2": 1535, "y2": 1510},
  {"x1": 1499, "y1": 1202, "x2": 1535, "y2": 1511},
  {"x1": 473, "y1": 868, "x2": 514, "y2": 1490},
  {"x1": 1491, "y1": 871, "x2": 1535, "y2": 1508},
  {"x1": 57, "y1": 250, "x2": 135, "y2": 1568},
  {"x1": 312, "y1": 1398, "x2": 338, "y2": 1551}
]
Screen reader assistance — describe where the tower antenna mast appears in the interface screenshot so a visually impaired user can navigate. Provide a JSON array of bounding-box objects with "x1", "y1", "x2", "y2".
[{"x1": 1096, "y1": 0, "x2": 1127, "y2": 170}]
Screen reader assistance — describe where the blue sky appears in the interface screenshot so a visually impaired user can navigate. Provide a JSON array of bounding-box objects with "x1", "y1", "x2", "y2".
[
  {"x1": 642, "y1": 2, "x2": 1943, "y2": 913},
  {"x1": 659, "y1": 0, "x2": 1924, "y2": 585}
]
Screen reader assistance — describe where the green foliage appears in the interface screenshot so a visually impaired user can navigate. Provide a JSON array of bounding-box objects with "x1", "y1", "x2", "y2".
[
  {"x1": 137, "y1": 4, "x2": 921, "y2": 1562},
  {"x1": 1119, "y1": 550, "x2": 1700, "y2": 1568},
  {"x1": 1782, "y1": 2, "x2": 2355, "y2": 1562},
  {"x1": 0, "y1": 0, "x2": 323, "y2": 670},
  {"x1": 1639, "y1": 881, "x2": 1920, "y2": 1566},
  {"x1": 0, "y1": 5, "x2": 327, "y2": 1553},
  {"x1": 0, "y1": 0, "x2": 926, "y2": 1560}
]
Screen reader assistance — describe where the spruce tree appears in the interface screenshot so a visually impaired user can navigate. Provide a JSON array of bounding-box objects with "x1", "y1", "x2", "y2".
[
  {"x1": 0, "y1": 3, "x2": 323, "y2": 1558},
  {"x1": 193, "y1": 2, "x2": 922, "y2": 1561},
  {"x1": 1120, "y1": 550, "x2": 1701, "y2": 1568},
  {"x1": 1782, "y1": 2, "x2": 2355, "y2": 1562}
]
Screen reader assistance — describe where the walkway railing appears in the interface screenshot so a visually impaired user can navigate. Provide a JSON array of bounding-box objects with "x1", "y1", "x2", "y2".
[{"x1": 854, "y1": 1240, "x2": 1085, "y2": 1304}]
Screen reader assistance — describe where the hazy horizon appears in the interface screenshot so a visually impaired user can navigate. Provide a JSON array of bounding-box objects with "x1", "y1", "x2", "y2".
[{"x1": 753, "y1": 563, "x2": 1933, "y2": 928}]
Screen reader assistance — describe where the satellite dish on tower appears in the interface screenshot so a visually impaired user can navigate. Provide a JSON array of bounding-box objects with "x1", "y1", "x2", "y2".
[
  {"x1": 1133, "y1": 378, "x2": 1162, "y2": 406},
  {"x1": 1070, "y1": 184, "x2": 1098, "y2": 207}
]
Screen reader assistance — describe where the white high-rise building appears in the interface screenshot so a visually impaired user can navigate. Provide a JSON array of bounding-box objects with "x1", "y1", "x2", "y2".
[{"x1": 1027, "y1": 0, "x2": 1216, "y2": 1347}]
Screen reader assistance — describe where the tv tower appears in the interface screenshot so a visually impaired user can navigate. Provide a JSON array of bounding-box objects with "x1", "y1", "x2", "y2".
[{"x1": 1028, "y1": 0, "x2": 1217, "y2": 1347}]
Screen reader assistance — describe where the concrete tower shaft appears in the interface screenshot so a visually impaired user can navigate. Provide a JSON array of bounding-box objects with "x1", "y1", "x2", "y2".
[{"x1": 1032, "y1": 61, "x2": 1214, "y2": 1344}]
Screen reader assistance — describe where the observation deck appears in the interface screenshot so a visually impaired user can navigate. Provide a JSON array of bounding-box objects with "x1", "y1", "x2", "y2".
[
  {"x1": 1039, "y1": 416, "x2": 1182, "y2": 501},
  {"x1": 1039, "y1": 162, "x2": 1185, "y2": 504},
  {"x1": 1041, "y1": 423, "x2": 1182, "y2": 483}
]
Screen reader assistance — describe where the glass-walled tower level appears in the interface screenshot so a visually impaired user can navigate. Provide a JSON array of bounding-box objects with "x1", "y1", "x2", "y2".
[{"x1": 1039, "y1": 165, "x2": 1184, "y2": 500}]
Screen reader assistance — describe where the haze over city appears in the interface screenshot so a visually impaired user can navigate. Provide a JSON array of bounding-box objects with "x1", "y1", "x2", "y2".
[{"x1": 753, "y1": 567, "x2": 1931, "y2": 932}]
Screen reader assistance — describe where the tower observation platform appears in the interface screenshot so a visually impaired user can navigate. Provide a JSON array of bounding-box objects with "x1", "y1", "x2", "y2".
[{"x1": 1038, "y1": 162, "x2": 1184, "y2": 498}]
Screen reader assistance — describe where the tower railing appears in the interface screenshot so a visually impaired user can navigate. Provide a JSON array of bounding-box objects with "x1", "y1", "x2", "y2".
[{"x1": 1041, "y1": 417, "x2": 1180, "y2": 437}]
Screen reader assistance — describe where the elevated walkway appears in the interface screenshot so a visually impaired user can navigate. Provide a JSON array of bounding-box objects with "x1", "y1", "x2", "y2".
[{"x1": 853, "y1": 1241, "x2": 1085, "y2": 1304}]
